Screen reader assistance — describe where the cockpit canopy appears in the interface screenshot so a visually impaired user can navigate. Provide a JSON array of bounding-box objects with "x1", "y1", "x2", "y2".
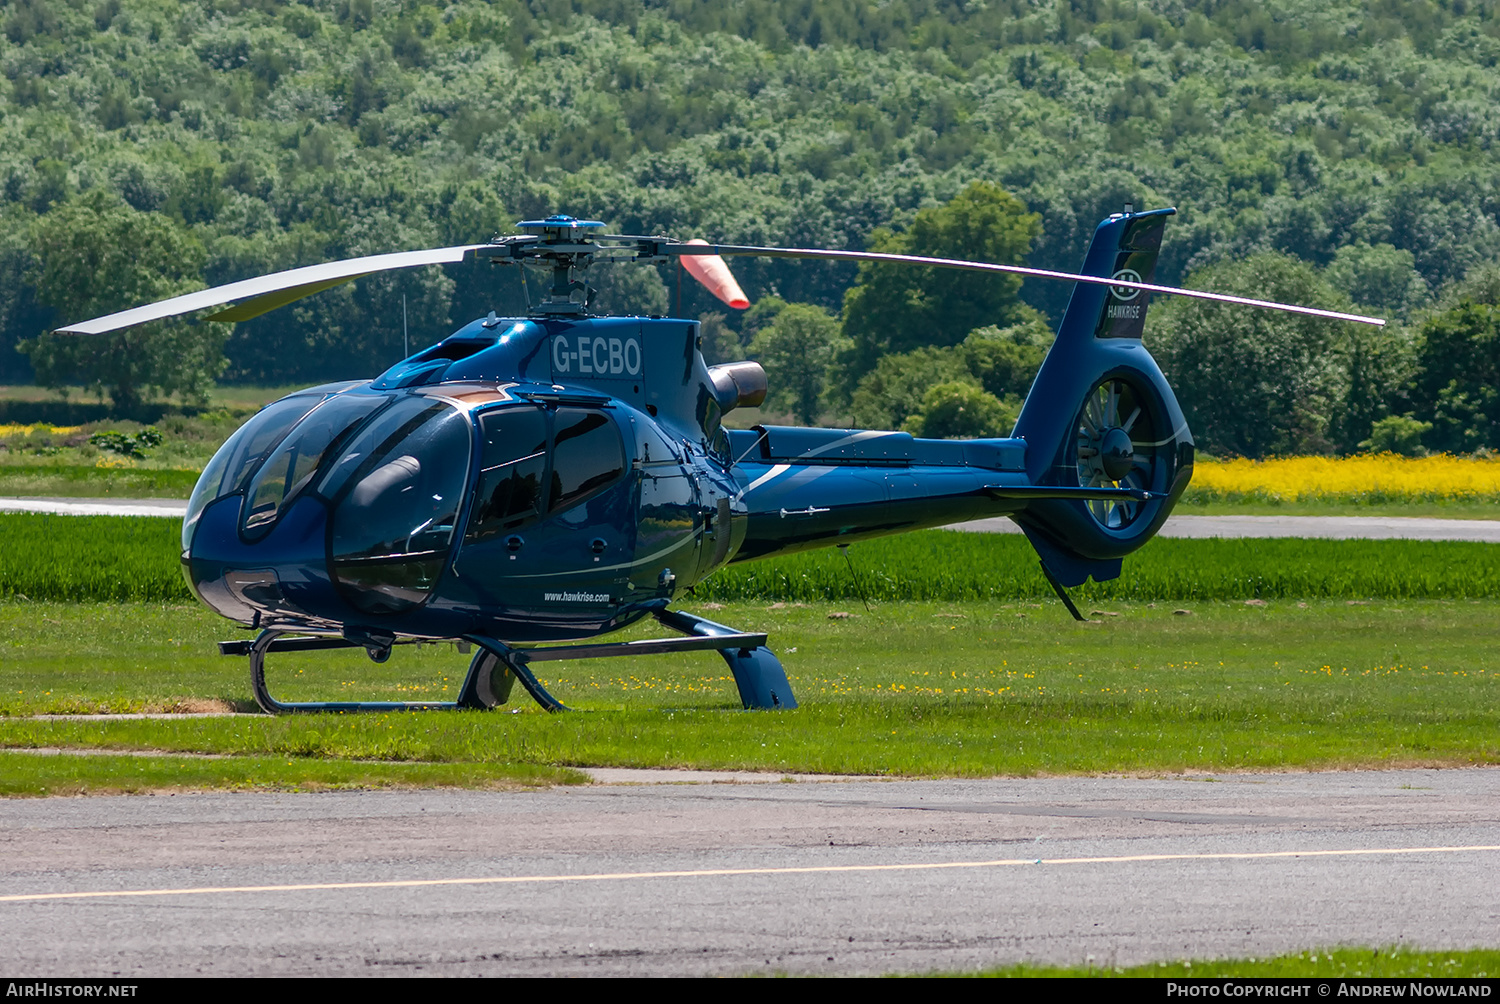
[
  {"x1": 184, "y1": 387, "x2": 473, "y2": 616},
  {"x1": 183, "y1": 385, "x2": 631, "y2": 623},
  {"x1": 322, "y1": 396, "x2": 471, "y2": 615}
]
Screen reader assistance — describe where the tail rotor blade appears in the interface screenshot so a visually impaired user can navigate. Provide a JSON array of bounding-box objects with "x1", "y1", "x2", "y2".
[{"x1": 681, "y1": 239, "x2": 750, "y2": 310}]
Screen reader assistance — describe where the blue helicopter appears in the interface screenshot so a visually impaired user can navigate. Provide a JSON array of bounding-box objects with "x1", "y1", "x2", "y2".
[{"x1": 59, "y1": 209, "x2": 1383, "y2": 714}]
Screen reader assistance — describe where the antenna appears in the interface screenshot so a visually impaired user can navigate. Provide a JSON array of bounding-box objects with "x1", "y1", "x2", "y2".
[{"x1": 401, "y1": 293, "x2": 408, "y2": 357}]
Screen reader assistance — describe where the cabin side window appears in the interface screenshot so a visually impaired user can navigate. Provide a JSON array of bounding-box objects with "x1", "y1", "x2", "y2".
[
  {"x1": 466, "y1": 406, "x2": 549, "y2": 543},
  {"x1": 466, "y1": 405, "x2": 626, "y2": 544},
  {"x1": 548, "y1": 407, "x2": 625, "y2": 514}
]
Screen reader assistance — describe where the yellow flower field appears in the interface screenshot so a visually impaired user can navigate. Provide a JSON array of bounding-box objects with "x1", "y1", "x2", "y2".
[
  {"x1": 0, "y1": 423, "x2": 83, "y2": 439},
  {"x1": 1187, "y1": 454, "x2": 1500, "y2": 503}
]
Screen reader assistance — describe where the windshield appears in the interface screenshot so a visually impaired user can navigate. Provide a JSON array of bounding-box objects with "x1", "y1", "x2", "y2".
[
  {"x1": 325, "y1": 398, "x2": 473, "y2": 615},
  {"x1": 182, "y1": 394, "x2": 324, "y2": 552},
  {"x1": 242, "y1": 394, "x2": 386, "y2": 537}
]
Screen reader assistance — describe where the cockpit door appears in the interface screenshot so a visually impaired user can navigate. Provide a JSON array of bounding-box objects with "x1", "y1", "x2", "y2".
[
  {"x1": 633, "y1": 416, "x2": 699, "y2": 597},
  {"x1": 454, "y1": 405, "x2": 630, "y2": 615}
]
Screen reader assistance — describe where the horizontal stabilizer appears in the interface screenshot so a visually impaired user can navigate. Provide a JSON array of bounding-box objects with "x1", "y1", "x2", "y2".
[{"x1": 985, "y1": 485, "x2": 1159, "y2": 502}]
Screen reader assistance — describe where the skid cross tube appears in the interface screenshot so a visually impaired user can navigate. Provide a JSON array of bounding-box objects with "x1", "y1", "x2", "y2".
[{"x1": 465, "y1": 631, "x2": 770, "y2": 713}]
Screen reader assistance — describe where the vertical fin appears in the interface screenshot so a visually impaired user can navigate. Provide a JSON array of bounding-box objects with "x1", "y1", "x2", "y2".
[
  {"x1": 1094, "y1": 211, "x2": 1171, "y2": 340},
  {"x1": 1013, "y1": 207, "x2": 1176, "y2": 485}
]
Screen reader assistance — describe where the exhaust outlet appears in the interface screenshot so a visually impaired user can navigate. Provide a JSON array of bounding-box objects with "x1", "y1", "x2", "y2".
[{"x1": 708, "y1": 361, "x2": 768, "y2": 413}]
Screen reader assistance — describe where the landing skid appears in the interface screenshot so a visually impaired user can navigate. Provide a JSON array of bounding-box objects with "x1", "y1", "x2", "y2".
[
  {"x1": 220, "y1": 611, "x2": 797, "y2": 714},
  {"x1": 652, "y1": 609, "x2": 798, "y2": 710},
  {"x1": 220, "y1": 631, "x2": 483, "y2": 715}
]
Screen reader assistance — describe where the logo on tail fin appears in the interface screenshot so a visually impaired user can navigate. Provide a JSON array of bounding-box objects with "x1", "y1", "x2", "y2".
[
  {"x1": 1095, "y1": 213, "x2": 1169, "y2": 340},
  {"x1": 1110, "y1": 268, "x2": 1143, "y2": 301}
]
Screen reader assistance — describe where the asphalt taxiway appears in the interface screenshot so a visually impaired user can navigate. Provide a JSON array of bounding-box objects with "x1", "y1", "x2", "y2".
[{"x1": 1, "y1": 768, "x2": 1496, "y2": 976}]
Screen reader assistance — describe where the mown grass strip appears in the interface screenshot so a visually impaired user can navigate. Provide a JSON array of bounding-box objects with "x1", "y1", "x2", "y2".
[
  {"x1": 3, "y1": 598, "x2": 1497, "y2": 774},
  {"x1": 9, "y1": 697, "x2": 1491, "y2": 776},
  {"x1": 0, "y1": 514, "x2": 187, "y2": 601},
  {"x1": 2, "y1": 594, "x2": 1499, "y2": 781},
  {"x1": 0, "y1": 750, "x2": 585, "y2": 796},
  {"x1": 0, "y1": 464, "x2": 201, "y2": 498},
  {"x1": 6, "y1": 515, "x2": 1500, "y2": 603},
  {"x1": 950, "y1": 946, "x2": 1499, "y2": 978},
  {"x1": 699, "y1": 532, "x2": 1500, "y2": 602}
]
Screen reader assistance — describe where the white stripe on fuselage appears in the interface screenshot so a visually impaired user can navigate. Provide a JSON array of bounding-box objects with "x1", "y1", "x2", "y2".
[
  {"x1": 732, "y1": 430, "x2": 905, "y2": 502},
  {"x1": 800, "y1": 429, "x2": 900, "y2": 459},
  {"x1": 737, "y1": 463, "x2": 791, "y2": 500}
]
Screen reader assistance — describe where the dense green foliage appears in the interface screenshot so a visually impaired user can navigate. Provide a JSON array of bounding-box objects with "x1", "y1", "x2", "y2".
[
  {"x1": 902, "y1": 381, "x2": 1016, "y2": 438},
  {"x1": 833, "y1": 181, "x2": 1039, "y2": 396},
  {"x1": 7, "y1": 513, "x2": 1500, "y2": 604},
  {"x1": 5, "y1": 0, "x2": 1500, "y2": 421},
  {"x1": 1413, "y1": 300, "x2": 1500, "y2": 453},
  {"x1": 19, "y1": 190, "x2": 228, "y2": 409},
  {"x1": 746, "y1": 299, "x2": 843, "y2": 422},
  {"x1": 1152, "y1": 252, "x2": 1363, "y2": 456}
]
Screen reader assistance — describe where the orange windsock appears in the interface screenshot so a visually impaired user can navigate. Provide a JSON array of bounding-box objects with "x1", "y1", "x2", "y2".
[{"x1": 681, "y1": 239, "x2": 750, "y2": 310}]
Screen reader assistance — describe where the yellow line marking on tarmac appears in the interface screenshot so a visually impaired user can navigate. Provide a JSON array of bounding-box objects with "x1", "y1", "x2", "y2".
[{"x1": 4, "y1": 845, "x2": 1498, "y2": 904}]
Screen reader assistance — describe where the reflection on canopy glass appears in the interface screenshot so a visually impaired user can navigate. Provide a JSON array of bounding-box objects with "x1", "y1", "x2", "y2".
[
  {"x1": 326, "y1": 398, "x2": 472, "y2": 615},
  {"x1": 182, "y1": 393, "x2": 324, "y2": 551},
  {"x1": 467, "y1": 405, "x2": 548, "y2": 543},
  {"x1": 549, "y1": 407, "x2": 624, "y2": 513},
  {"x1": 243, "y1": 394, "x2": 386, "y2": 536}
]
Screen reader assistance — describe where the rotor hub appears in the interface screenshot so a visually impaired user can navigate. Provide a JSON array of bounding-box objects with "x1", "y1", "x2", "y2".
[
  {"x1": 1099, "y1": 427, "x2": 1136, "y2": 481},
  {"x1": 515, "y1": 215, "x2": 607, "y2": 240}
]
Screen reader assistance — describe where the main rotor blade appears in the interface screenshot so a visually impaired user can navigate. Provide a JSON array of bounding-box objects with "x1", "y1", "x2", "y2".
[
  {"x1": 53, "y1": 244, "x2": 498, "y2": 335},
  {"x1": 672, "y1": 244, "x2": 1387, "y2": 327}
]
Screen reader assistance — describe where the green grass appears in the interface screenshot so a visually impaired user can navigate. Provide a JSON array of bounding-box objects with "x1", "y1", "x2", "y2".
[
  {"x1": 0, "y1": 385, "x2": 283, "y2": 480},
  {"x1": 1, "y1": 599, "x2": 1495, "y2": 776},
  {"x1": 703, "y1": 532, "x2": 1500, "y2": 602},
  {"x1": 7, "y1": 516, "x2": 1500, "y2": 604},
  {"x1": 0, "y1": 751, "x2": 583, "y2": 796},
  {"x1": 0, "y1": 514, "x2": 187, "y2": 601},
  {"x1": 0, "y1": 465, "x2": 201, "y2": 499},
  {"x1": 0, "y1": 383, "x2": 308, "y2": 412},
  {"x1": 953, "y1": 946, "x2": 1499, "y2": 978}
]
